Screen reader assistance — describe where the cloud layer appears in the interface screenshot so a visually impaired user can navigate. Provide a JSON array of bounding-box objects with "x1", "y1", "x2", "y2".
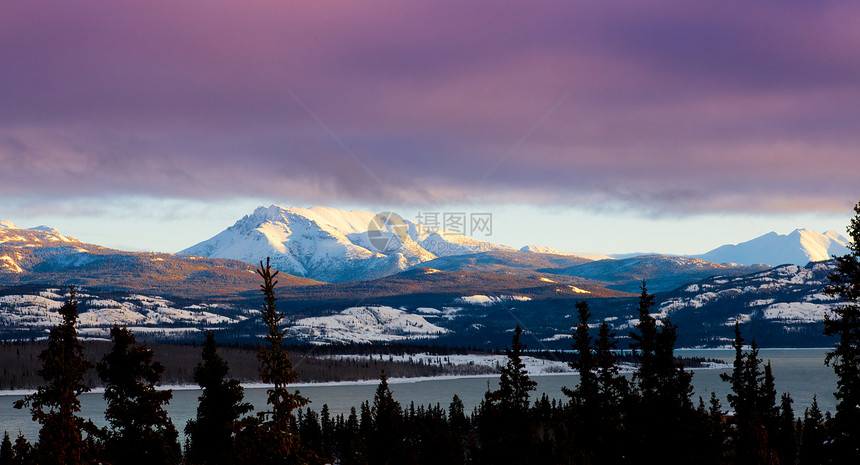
[{"x1": 2, "y1": 0, "x2": 859, "y2": 213}]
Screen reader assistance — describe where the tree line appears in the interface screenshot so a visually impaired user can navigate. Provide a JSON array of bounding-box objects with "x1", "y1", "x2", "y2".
[
  {"x1": 4, "y1": 202, "x2": 860, "y2": 464},
  {"x1": 0, "y1": 339, "x2": 498, "y2": 391}
]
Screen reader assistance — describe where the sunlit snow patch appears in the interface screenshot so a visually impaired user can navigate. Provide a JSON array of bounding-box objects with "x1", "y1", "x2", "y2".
[
  {"x1": 762, "y1": 302, "x2": 836, "y2": 323},
  {"x1": 0, "y1": 256, "x2": 23, "y2": 273},
  {"x1": 455, "y1": 295, "x2": 532, "y2": 306},
  {"x1": 290, "y1": 306, "x2": 448, "y2": 344}
]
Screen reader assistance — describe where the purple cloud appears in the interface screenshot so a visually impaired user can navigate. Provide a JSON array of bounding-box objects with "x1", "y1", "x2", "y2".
[{"x1": 1, "y1": 0, "x2": 859, "y2": 213}]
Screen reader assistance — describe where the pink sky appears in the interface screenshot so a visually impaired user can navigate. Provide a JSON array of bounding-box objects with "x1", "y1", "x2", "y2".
[{"x1": 1, "y1": 0, "x2": 859, "y2": 252}]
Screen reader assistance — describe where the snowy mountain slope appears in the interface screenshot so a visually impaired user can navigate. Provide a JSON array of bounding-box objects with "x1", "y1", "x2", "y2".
[
  {"x1": 0, "y1": 222, "x2": 320, "y2": 298},
  {"x1": 180, "y1": 205, "x2": 514, "y2": 282},
  {"x1": 638, "y1": 260, "x2": 845, "y2": 347},
  {"x1": 0, "y1": 288, "x2": 249, "y2": 340},
  {"x1": 657, "y1": 262, "x2": 839, "y2": 325},
  {"x1": 695, "y1": 228, "x2": 850, "y2": 266},
  {"x1": 0, "y1": 260, "x2": 846, "y2": 348},
  {"x1": 519, "y1": 245, "x2": 565, "y2": 254},
  {"x1": 290, "y1": 305, "x2": 448, "y2": 344}
]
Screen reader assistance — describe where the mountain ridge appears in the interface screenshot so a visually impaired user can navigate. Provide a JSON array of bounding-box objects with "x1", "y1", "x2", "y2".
[
  {"x1": 180, "y1": 205, "x2": 516, "y2": 282},
  {"x1": 695, "y1": 228, "x2": 850, "y2": 266}
]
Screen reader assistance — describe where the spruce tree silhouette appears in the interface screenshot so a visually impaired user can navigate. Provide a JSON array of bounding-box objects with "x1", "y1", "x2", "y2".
[
  {"x1": 0, "y1": 432, "x2": 13, "y2": 465},
  {"x1": 488, "y1": 324, "x2": 536, "y2": 411},
  {"x1": 798, "y1": 396, "x2": 826, "y2": 465},
  {"x1": 12, "y1": 286, "x2": 93, "y2": 465},
  {"x1": 234, "y1": 258, "x2": 317, "y2": 465},
  {"x1": 629, "y1": 281, "x2": 696, "y2": 464},
  {"x1": 823, "y1": 200, "x2": 860, "y2": 461},
  {"x1": 185, "y1": 332, "x2": 252, "y2": 465},
  {"x1": 97, "y1": 325, "x2": 181, "y2": 465},
  {"x1": 563, "y1": 301, "x2": 629, "y2": 464},
  {"x1": 368, "y1": 371, "x2": 402, "y2": 465},
  {"x1": 478, "y1": 325, "x2": 536, "y2": 465},
  {"x1": 721, "y1": 324, "x2": 779, "y2": 465}
]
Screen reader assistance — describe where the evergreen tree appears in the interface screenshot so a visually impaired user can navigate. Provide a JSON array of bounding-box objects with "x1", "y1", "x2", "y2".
[
  {"x1": 823, "y1": 201, "x2": 860, "y2": 461},
  {"x1": 703, "y1": 392, "x2": 729, "y2": 464},
  {"x1": 448, "y1": 395, "x2": 469, "y2": 465},
  {"x1": 185, "y1": 332, "x2": 252, "y2": 465},
  {"x1": 368, "y1": 371, "x2": 402, "y2": 465},
  {"x1": 630, "y1": 281, "x2": 658, "y2": 398},
  {"x1": 775, "y1": 393, "x2": 797, "y2": 465},
  {"x1": 628, "y1": 281, "x2": 696, "y2": 464},
  {"x1": 562, "y1": 301, "x2": 598, "y2": 463},
  {"x1": 562, "y1": 301, "x2": 628, "y2": 463},
  {"x1": 487, "y1": 325, "x2": 537, "y2": 411},
  {"x1": 798, "y1": 396, "x2": 826, "y2": 465},
  {"x1": 319, "y1": 404, "x2": 334, "y2": 462},
  {"x1": 723, "y1": 323, "x2": 753, "y2": 423},
  {"x1": 478, "y1": 325, "x2": 537, "y2": 465},
  {"x1": 341, "y1": 406, "x2": 365, "y2": 465},
  {"x1": 10, "y1": 434, "x2": 31, "y2": 465},
  {"x1": 97, "y1": 325, "x2": 181, "y2": 465},
  {"x1": 0, "y1": 432, "x2": 12, "y2": 465},
  {"x1": 562, "y1": 301, "x2": 597, "y2": 409},
  {"x1": 761, "y1": 362, "x2": 780, "y2": 445},
  {"x1": 595, "y1": 321, "x2": 628, "y2": 412},
  {"x1": 721, "y1": 324, "x2": 778, "y2": 465},
  {"x1": 12, "y1": 286, "x2": 93, "y2": 465},
  {"x1": 298, "y1": 408, "x2": 323, "y2": 459},
  {"x1": 234, "y1": 258, "x2": 314, "y2": 464}
]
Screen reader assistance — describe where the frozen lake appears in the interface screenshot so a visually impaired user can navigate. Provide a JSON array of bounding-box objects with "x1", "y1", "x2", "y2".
[{"x1": 1, "y1": 349, "x2": 837, "y2": 442}]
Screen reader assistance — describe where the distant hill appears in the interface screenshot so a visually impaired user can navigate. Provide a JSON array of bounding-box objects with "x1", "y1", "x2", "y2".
[
  {"x1": 695, "y1": 228, "x2": 850, "y2": 266},
  {"x1": 654, "y1": 260, "x2": 843, "y2": 347},
  {"x1": 0, "y1": 223, "x2": 320, "y2": 299},
  {"x1": 545, "y1": 254, "x2": 768, "y2": 293},
  {"x1": 405, "y1": 250, "x2": 591, "y2": 280}
]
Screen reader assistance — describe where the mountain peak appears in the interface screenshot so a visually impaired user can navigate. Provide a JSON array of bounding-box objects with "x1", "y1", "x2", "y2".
[
  {"x1": 28, "y1": 225, "x2": 60, "y2": 234},
  {"x1": 520, "y1": 245, "x2": 563, "y2": 254},
  {"x1": 0, "y1": 220, "x2": 19, "y2": 229},
  {"x1": 181, "y1": 205, "x2": 513, "y2": 282},
  {"x1": 696, "y1": 228, "x2": 850, "y2": 266}
]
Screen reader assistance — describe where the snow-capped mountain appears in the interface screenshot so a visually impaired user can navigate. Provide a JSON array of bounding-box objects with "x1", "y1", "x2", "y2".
[
  {"x1": 0, "y1": 221, "x2": 318, "y2": 298},
  {"x1": 1, "y1": 222, "x2": 80, "y2": 273},
  {"x1": 180, "y1": 205, "x2": 515, "y2": 282},
  {"x1": 695, "y1": 229, "x2": 851, "y2": 266}
]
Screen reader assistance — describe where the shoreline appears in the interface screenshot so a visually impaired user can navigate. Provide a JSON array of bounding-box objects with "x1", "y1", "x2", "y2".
[{"x1": 0, "y1": 362, "x2": 735, "y2": 397}]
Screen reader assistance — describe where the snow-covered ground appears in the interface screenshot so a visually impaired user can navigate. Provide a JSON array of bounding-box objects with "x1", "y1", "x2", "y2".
[
  {"x1": 0, "y1": 291, "x2": 243, "y2": 333},
  {"x1": 455, "y1": 295, "x2": 532, "y2": 306},
  {"x1": 290, "y1": 306, "x2": 448, "y2": 344},
  {"x1": 762, "y1": 302, "x2": 836, "y2": 323},
  {"x1": 657, "y1": 262, "x2": 842, "y2": 326}
]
